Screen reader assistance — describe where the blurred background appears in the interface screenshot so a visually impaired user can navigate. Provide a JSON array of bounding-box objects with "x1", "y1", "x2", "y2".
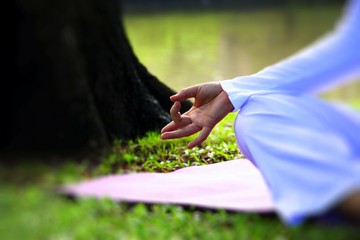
[{"x1": 122, "y1": 0, "x2": 359, "y2": 104}]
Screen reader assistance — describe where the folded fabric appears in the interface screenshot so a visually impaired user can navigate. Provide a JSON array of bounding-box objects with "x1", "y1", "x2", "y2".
[{"x1": 62, "y1": 159, "x2": 274, "y2": 213}]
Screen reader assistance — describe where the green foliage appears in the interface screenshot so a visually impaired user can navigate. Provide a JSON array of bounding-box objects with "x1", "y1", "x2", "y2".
[{"x1": 96, "y1": 113, "x2": 242, "y2": 175}]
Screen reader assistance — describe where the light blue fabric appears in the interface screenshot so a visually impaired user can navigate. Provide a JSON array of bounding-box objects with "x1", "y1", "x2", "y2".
[
  {"x1": 234, "y1": 94, "x2": 360, "y2": 225},
  {"x1": 220, "y1": 0, "x2": 360, "y2": 225}
]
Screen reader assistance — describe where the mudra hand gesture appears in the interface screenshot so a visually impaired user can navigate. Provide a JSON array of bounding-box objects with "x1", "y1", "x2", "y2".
[{"x1": 161, "y1": 82, "x2": 234, "y2": 148}]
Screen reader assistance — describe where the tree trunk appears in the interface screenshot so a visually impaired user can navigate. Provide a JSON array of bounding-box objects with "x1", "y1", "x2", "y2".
[{"x1": 3, "y1": 0, "x2": 191, "y2": 155}]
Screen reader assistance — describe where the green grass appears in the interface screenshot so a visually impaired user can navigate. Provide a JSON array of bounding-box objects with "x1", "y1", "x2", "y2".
[
  {"x1": 1, "y1": 188, "x2": 357, "y2": 240},
  {"x1": 97, "y1": 113, "x2": 241, "y2": 175},
  {"x1": 1, "y1": 113, "x2": 359, "y2": 239}
]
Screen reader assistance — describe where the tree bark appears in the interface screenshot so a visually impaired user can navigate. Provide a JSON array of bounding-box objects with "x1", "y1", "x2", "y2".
[{"x1": 3, "y1": 0, "x2": 191, "y2": 155}]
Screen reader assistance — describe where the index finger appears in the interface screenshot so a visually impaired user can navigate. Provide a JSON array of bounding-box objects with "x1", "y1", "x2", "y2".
[{"x1": 170, "y1": 85, "x2": 199, "y2": 102}]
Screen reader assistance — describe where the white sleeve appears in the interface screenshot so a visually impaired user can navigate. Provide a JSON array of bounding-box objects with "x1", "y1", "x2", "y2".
[{"x1": 220, "y1": 0, "x2": 360, "y2": 111}]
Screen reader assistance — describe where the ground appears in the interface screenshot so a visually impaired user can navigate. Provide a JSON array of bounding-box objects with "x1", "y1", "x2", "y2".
[{"x1": 1, "y1": 113, "x2": 359, "y2": 240}]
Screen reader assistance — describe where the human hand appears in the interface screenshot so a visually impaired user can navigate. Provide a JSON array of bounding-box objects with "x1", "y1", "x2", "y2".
[{"x1": 161, "y1": 82, "x2": 234, "y2": 148}]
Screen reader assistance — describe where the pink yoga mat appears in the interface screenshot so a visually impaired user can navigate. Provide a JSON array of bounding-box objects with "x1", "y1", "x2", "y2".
[{"x1": 62, "y1": 159, "x2": 274, "y2": 212}]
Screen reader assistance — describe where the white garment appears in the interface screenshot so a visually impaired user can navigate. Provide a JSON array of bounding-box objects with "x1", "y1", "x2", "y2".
[{"x1": 220, "y1": 0, "x2": 360, "y2": 225}]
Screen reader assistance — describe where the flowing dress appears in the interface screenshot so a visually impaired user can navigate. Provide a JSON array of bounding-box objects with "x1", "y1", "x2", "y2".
[{"x1": 220, "y1": 0, "x2": 360, "y2": 225}]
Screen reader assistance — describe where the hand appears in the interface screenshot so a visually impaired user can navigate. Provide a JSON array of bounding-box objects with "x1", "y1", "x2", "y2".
[{"x1": 161, "y1": 82, "x2": 234, "y2": 148}]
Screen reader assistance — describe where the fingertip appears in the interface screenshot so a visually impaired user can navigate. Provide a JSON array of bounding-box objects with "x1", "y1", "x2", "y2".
[
  {"x1": 169, "y1": 94, "x2": 178, "y2": 102},
  {"x1": 160, "y1": 133, "x2": 167, "y2": 140},
  {"x1": 187, "y1": 141, "x2": 196, "y2": 149},
  {"x1": 161, "y1": 128, "x2": 170, "y2": 137},
  {"x1": 161, "y1": 125, "x2": 171, "y2": 135},
  {"x1": 160, "y1": 126, "x2": 167, "y2": 134}
]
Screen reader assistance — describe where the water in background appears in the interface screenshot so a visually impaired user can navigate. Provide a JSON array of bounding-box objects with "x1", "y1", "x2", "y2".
[{"x1": 124, "y1": 6, "x2": 359, "y2": 103}]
